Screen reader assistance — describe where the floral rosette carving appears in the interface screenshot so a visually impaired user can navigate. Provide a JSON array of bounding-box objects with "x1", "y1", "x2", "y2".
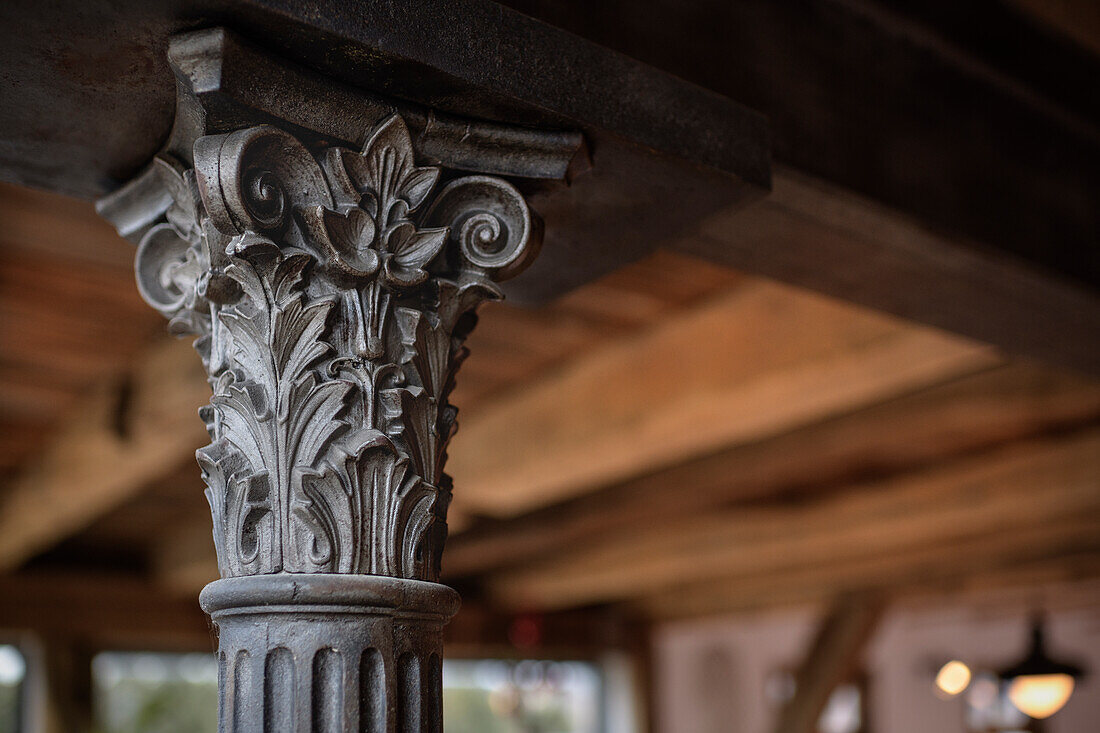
[{"x1": 133, "y1": 114, "x2": 540, "y2": 582}]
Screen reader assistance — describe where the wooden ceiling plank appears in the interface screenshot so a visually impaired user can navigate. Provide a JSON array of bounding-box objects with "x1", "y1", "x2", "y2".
[
  {"x1": 486, "y1": 428, "x2": 1100, "y2": 610},
  {"x1": 448, "y1": 278, "x2": 999, "y2": 517},
  {"x1": 637, "y1": 516, "x2": 1100, "y2": 620},
  {"x1": 683, "y1": 168, "x2": 1100, "y2": 373},
  {"x1": 0, "y1": 379, "x2": 76, "y2": 421},
  {"x1": 444, "y1": 363, "x2": 1100, "y2": 578},
  {"x1": 0, "y1": 251, "x2": 147, "y2": 310},
  {"x1": 0, "y1": 337, "x2": 209, "y2": 571},
  {"x1": 501, "y1": 0, "x2": 1100, "y2": 371},
  {"x1": 0, "y1": 303, "x2": 151, "y2": 347},
  {"x1": 0, "y1": 184, "x2": 136, "y2": 269},
  {"x1": 586, "y1": 249, "x2": 743, "y2": 304}
]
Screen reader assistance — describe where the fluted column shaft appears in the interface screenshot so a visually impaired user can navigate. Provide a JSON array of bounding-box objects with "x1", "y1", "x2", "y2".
[{"x1": 203, "y1": 575, "x2": 458, "y2": 733}]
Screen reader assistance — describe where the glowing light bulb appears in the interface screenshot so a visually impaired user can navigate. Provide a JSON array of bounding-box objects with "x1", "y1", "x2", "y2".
[
  {"x1": 1008, "y1": 673, "x2": 1075, "y2": 719},
  {"x1": 1000, "y1": 618, "x2": 1083, "y2": 719},
  {"x1": 934, "y1": 660, "x2": 972, "y2": 697}
]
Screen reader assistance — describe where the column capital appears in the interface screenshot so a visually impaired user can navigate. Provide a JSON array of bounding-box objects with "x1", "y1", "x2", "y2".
[
  {"x1": 144, "y1": 111, "x2": 542, "y2": 582},
  {"x1": 102, "y1": 28, "x2": 582, "y2": 584}
]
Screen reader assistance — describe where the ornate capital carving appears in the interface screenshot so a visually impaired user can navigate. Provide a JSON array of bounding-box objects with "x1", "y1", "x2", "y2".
[
  {"x1": 135, "y1": 113, "x2": 541, "y2": 582},
  {"x1": 97, "y1": 27, "x2": 587, "y2": 732}
]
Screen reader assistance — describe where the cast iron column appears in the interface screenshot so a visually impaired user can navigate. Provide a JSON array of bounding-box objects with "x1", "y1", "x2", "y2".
[{"x1": 98, "y1": 29, "x2": 580, "y2": 732}]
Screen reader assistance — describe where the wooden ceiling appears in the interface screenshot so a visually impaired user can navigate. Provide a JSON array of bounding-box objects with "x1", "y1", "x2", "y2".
[
  {"x1": 0, "y1": 184, "x2": 162, "y2": 480},
  {"x1": 1, "y1": 180, "x2": 1098, "y2": 631}
]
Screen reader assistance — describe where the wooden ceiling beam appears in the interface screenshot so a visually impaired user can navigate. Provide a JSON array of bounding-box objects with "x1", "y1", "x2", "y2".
[
  {"x1": 23, "y1": 270, "x2": 994, "y2": 575},
  {"x1": 0, "y1": 572, "x2": 213, "y2": 651},
  {"x1": 636, "y1": 514, "x2": 1100, "y2": 620},
  {"x1": 682, "y1": 169, "x2": 1100, "y2": 373},
  {"x1": 0, "y1": 337, "x2": 209, "y2": 571},
  {"x1": 486, "y1": 427, "x2": 1100, "y2": 611},
  {"x1": 501, "y1": 0, "x2": 1100, "y2": 372},
  {"x1": 448, "y1": 278, "x2": 998, "y2": 517},
  {"x1": 445, "y1": 362, "x2": 1100, "y2": 578},
  {"x1": 773, "y1": 593, "x2": 885, "y2": 733}
]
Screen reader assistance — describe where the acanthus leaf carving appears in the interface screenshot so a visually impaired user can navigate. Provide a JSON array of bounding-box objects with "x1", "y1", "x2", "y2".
[{"x1": 135, "y1": 113, "x2": 542, "y2": 582}]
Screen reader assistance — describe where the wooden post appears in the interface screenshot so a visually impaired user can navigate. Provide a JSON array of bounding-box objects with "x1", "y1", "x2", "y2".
[
  {"x1": 772, "y1": 594, "x2": 885, "y2": 733},
  {"x1": 38, "y1": 638, "x2": 94, "y2": 733}
]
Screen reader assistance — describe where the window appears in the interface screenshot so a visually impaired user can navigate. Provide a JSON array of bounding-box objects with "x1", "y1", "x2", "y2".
[
  {"x1": 90, "y1": 653, "x2": 604, "y2": 733},
  {"x1": 765, "y1": 669, "x2": 867, "y2": 733},
  {"x1": 92, "y1": 652, "x2": 218, "y2": 733},
  {"x1": 443, "y1": 659, "x2": 603, "y2": 733},
  {"x1": 0, "y1": 645, "x2": 26, "y2": 733}
]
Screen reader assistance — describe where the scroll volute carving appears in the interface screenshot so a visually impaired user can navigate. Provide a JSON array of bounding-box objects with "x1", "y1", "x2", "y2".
[{"x1": 134, "y1": 114, "x2": 541, "y2": 582}]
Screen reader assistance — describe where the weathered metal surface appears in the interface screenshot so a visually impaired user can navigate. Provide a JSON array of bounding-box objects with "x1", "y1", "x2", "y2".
[
  {"x1": 0, "y1": 0, "x2": 769, "y2": 302},
  {"x1": 150, "y1": 115, "x2": 536, "y2": 582},
  {"x1": 201, "y1": 574, "x2": 460, "y2": 732},
  {"x1": 98, "y1": 27, "x2": 599, "y2": 729},
  {"x1": 129, "y1": 110, "x2": 538, "y2": 569}
]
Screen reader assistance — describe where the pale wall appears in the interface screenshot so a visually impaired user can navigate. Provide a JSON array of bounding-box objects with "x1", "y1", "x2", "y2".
[{"x1": 653, "y1": 584, "x2": 1100, "y2": 733}]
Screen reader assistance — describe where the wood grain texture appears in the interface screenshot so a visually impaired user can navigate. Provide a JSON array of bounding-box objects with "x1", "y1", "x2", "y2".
[
  {"x1": 681, "y1": 168, "x2": 1100, "y2": 373},
  {"x1": 636, "y1": 515, "x2": 1100, "y2": 619},
  {"x1": 0, "y1": 184, "x2": 160, "y2": 478},
  {"x1": 453, "y1": 250, "x2": 742, "y2": 410},
  {"x1": 773, "y1": 594, "x2": 884, "y2": 733},
  {"x1": 502, "y1": 0, "x2": 1100, "y2": 371},
  {"x1": 487, "y1": 427, "x2": 1100, "y2": 610},
  {"x1": 444, "y1": 363, "x2": 1100, "y2": 578},
  {"x1": 0, "y1": 337, "x2": 210, "y2": 571},
  {"x1": 448, "y1": 278, "x2": 998, "y2": 516}
]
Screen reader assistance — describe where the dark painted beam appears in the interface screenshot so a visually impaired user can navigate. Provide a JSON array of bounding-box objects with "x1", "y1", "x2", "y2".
[
  {"x1": 501, "y1": 0, "x2": 1100, "y2": 289},
  {"x1": 2, "y1": 0, "x2": 1098, "y2": 369},
  {"x1": 494, "y1": 0, "x2": 1100, "y2": 372},
  {"x1": 0, "y1": 0, "x2": 769, "y2": 301}
]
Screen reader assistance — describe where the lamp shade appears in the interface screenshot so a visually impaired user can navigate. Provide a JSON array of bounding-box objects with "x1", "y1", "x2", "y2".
[
  {"x1": 1000, "y1": 620, "x2": 1084, "y2": 719},
  {"x1": 1007, "y1": 674, "x2": 1075, "y2": 719}
]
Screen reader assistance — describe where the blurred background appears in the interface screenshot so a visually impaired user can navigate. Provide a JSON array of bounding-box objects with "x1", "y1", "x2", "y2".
[{"x1": 1, "y1": 0, "x2": 1099, "y2": 732}]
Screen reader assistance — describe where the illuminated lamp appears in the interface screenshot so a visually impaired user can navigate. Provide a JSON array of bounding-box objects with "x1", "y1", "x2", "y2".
[
  {"x1": 934, "y1": 660, "x2": 972, "y2": 697},
  {"x1": 1000, "y1": 618, "x2": 1084, "y2": 719}
]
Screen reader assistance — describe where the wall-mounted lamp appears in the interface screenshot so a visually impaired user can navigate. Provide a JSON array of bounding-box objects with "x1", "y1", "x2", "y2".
[{"x1": 999, "y1": 618, "x2": 1084, "y2": 720}]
